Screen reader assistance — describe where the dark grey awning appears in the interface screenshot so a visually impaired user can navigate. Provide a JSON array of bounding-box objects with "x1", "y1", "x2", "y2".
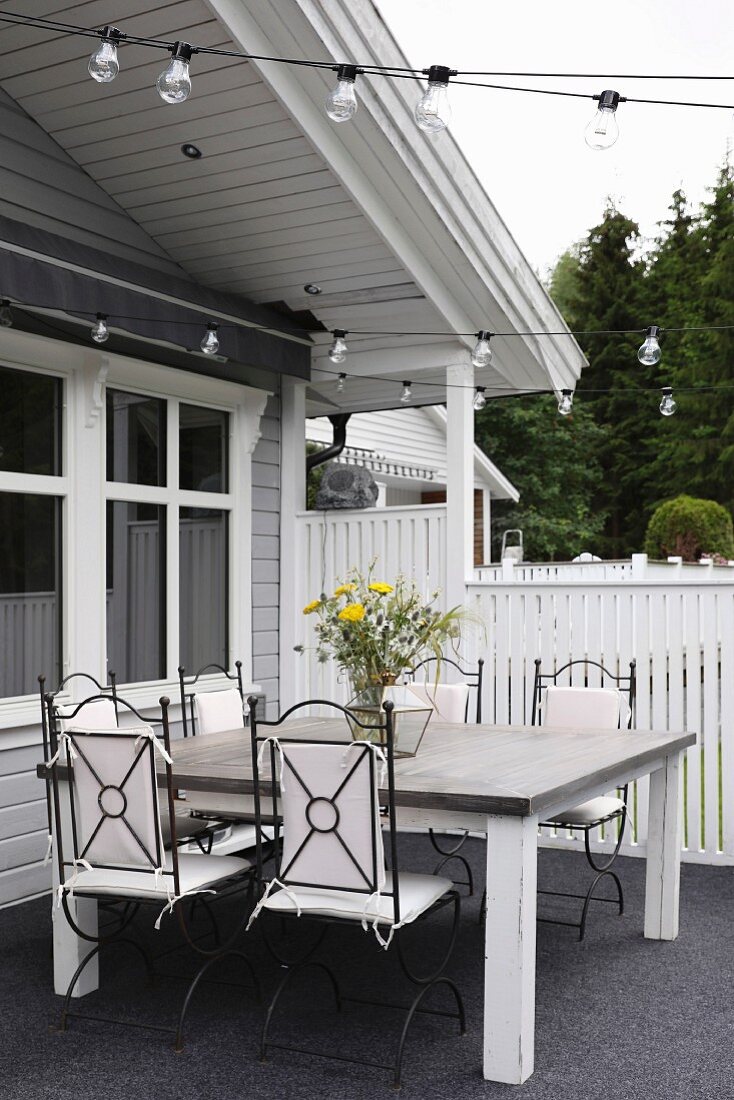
[{"x1": 0, "y1": 214, "x2": 311, "y2": 380}]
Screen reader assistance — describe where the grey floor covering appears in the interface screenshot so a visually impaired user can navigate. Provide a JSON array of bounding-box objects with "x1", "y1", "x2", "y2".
[{"x1": 1, "y1": 838, "x2": 733, "y2": 1100}]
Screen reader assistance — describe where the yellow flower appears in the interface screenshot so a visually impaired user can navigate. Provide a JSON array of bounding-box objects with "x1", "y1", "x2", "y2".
[
  {"x1": 302, "y1": 599, "x2": 321, "y2": 615},
  {"x1": 368, "y1": 582, "x2": 394, "y2": 595},
  {"x1": 333, "y1": 583, "x2": 357, "y2": 596},
  {"x1": 338, "y1": 603, "x2": 366, "y2": 622}
]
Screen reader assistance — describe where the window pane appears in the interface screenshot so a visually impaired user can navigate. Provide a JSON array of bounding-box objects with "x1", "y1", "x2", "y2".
[
  {"x1": 0, "y1": 493, "x2": 61, "y2": 697},
  {"x1": 179, "y1": 507, "x2": 228, "y2": 671},
  {"x1": 0, "y1": 366, "x2": 61, "y2": 475},
  {"x1": 179, "y1": 405, "x2": 228, "y2": 492},
  {"x1": 106, "y1": 502, "x2": 165, "y2": 682},
  {"x1": 106, "y1": 389, "x2": 166, "y2": 486}
]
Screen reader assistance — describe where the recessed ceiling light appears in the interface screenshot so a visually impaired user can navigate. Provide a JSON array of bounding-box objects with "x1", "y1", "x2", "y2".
[
  {"x1": 303, "y1": 283, "x2": 322, "y2": 295},
  {"x1": 181, "y1": 142, "x2": 202, "y2": 159}
]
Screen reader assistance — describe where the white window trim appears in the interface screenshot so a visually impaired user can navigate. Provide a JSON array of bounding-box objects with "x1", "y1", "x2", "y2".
[{"x1": 0, "y1": 329, "x2": 270, "y2": 728}]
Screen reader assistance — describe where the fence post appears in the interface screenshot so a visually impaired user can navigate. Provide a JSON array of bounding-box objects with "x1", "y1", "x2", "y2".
[
  {"x1": 631, "y1": 553, "x2": 648, "y2": 581},
  {"x1": 502, "y1": 558, "x2": 516, "y2": 582}
]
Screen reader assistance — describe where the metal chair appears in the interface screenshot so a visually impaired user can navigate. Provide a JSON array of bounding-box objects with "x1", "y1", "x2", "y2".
[
  {"x1": 531, "y1": 657, "x2": 637, "y2": 940},
  {"x1": 405, "y1": 657, "x2": 484, "y2": 893},
  {"x1": 247, "y1": 696, "x2": 465, "y2": 1090},
  {"x1": 45, "y1": 694, "x2": 258, "y2": 1049},
  {"x1": 177, "y1": 661, "x2": 267, "y2": 856}
]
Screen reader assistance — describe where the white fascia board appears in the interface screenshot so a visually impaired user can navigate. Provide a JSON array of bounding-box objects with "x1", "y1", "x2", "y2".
[
  {"x1": 204, "y1": 0, "x2": 583, "y2": 392},
  {"x1": 426, "y1": 406, "x2": 519, "y2": 502}
]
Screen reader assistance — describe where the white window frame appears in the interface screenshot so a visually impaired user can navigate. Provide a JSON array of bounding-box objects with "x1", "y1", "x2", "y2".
[{"x1": 0, "y1": 330, "x2": 269, "y2": 728}]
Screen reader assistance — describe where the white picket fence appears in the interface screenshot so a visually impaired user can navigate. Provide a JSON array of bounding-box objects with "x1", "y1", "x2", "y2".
[{"x1": 295, "y1": 504, "x2": 734, "y2": 866}]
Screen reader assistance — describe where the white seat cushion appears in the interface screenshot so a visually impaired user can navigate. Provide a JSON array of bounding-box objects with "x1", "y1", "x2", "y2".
[
  {"x1": 263, "y1": 870, "x2": 452, "y2": 927},
  {"x1": 545, "y1": 795, "x2": 625, "y2": 827},
  {"x1": 194, "y1": 689, "x2": 244, "y2": 735},
  {"x1": 59, "y1": 698, "x2": 118, "y2": 731},
  {"x1": 543, "y1": 686, "x2": 622, "y2": 730},
  {"x1": 68, "y1": 852, "x2": 249, "y2": 899},
  {"x1": 406, "y1": 682, "x2": 470, "y2": 724}
]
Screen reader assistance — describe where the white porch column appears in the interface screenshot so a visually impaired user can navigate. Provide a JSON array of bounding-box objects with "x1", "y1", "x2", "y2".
[
  {"x1": 279, "y1": 380, "x2": 307, "y2": 712},
  {"x1": 445, "y1": 363, "x2": 475, "y2": 609}
]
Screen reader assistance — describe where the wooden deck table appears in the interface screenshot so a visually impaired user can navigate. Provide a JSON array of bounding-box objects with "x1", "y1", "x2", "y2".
[{"x1": 46, "y1": 718, "x2": 695, "y2": 1085}]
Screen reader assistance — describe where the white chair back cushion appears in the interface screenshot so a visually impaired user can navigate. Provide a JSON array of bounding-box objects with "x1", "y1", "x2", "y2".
[
  {"x1": 406, "y1": 682, "x2": 470, "y2": 723},
  {"x1": 542, "y1": 686, "x2": 624, "y2": 730},
  {"x1": 194, "y1": 689, "x2": 244, "y2": 735},
  {"x1": 67, "y1": 726, "x2": 163, "y2": 869},
  {"x1": 278, "y1": 742, "x2": 385, "y2": 894},
  {"x1": 59, "y1": 698, "x2": 118, "y2": 731}
]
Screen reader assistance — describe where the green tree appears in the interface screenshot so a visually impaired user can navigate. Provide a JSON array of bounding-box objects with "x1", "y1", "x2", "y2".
[
  {"x1": 644, "y1": 495, "x2": 734, "y2": 561},
  {"x1": 475, "y1": 394, "x2": 608, "y2": 561}
]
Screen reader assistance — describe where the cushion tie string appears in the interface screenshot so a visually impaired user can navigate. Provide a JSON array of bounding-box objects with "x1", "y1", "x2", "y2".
[
  {"x1": 257, "y1": 736, "x2": 286, "y2": 792},
  {"x1": 340, "y1": 740, "x2": 388, "y2": 787},
  {"x1": 45, "y1": 732, "x2": 77, "y2": 769},
  {"x1": 57, "y1": 858, "x2": 94, "y2": 907},
  {"x1": 134, "y1": 729, "x2": 173, "y2": 765},
  {"x1": 360, "y1": 888, "x2": 405, "y2": 950},
  {"x1": 43, "y1": 833, "x2": 53, "y2": 865},
  {"x1": 246, "y1": 877, "x2": 301, "y2": 931},
  {"x1": 154, "y1": 888, "x2": 215, "y2": 931}
]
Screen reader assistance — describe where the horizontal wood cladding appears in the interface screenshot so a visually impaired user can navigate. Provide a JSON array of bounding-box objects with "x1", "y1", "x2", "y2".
[{"x1": 252, "y1": 396, "x2": 281, "y2": 716}]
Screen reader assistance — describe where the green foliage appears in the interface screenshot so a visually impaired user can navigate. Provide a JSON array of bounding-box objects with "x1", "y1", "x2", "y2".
[
  {"x1": 475, "y1": 394, "x2": 607, "y2": 561},
  {"x1": 643, "y1": 495, "x2": 734, "y2": 561},
  {"x1": 305, "y1": 442, "x2": 326, "y2": 510}
]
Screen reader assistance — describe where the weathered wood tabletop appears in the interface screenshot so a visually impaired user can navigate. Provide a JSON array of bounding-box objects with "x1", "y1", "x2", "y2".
[{"x1": 167, "y1": 718, "x2": 695, "y2": 818}]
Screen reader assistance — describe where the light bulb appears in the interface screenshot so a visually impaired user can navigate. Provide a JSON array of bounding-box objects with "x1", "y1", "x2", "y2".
[
  {"x1": 558, "y1": 389, "x2": 574, "y2": 416},
  {"x1": 472, "y1": 330, "x2": 493, "y2": 368},
  {"x1": 328, "y1": 330, "x2": 348, "y2": 364},
  {"x1": 473, "y1": 387, "x2": 487, "y2": 411},
  {"x1": 401, "y1": 381, "x2": 412, "y2": 403},
  {"x1": 415, "y1": 65, "x2": 452, "y2": 133},
  {"x1": 336, "y1": 373, "x2": 346, "y2": 392},
  {"x1": 200, "y1": 322, "x2": 219, "y2": 355},
  {"x1": 157, "y1": 43, "x2": 193, "y2": 104},
  {"x1": 88, "y1": 28, "x2": 120, "y2": 83},
  {"x1": 91, "y1": 313, "x2": 109, "y2": 343},
  {"x1": 584, "y1": 89, "x2": 621, "y2": 150},
  {"x1": 325, "y1": 64, "x2": 358, "y2": 123},
  {"x1": 638, "y1": 325, "x2": 662, "y2": 366},
  {"x1": 660, "y1": 387, "x2": 677, "y2": 417},
  {"x1": 0, "y1": 299, "x2": 12, "y2": 328}
]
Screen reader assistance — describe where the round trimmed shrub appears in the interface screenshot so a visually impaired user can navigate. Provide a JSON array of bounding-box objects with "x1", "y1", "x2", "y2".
[{"x1": 643, "y1": 495, "x2": 734, "y2": 561}]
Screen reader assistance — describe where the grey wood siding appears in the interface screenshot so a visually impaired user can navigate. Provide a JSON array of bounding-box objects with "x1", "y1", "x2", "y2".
[
  {"x1": 0, "y1": 87, "x2": 181, "y2": 276},
  {"x1": 0, "y1": 730, "x2": 50, "y2": 907},
  {"x1": 251, "y1": 395, "x2": 281, "y2": 716}
]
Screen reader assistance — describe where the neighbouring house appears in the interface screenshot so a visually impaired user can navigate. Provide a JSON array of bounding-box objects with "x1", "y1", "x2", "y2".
[
  {"x1": 0, "y1": 0, "x2": 583, "y2": 907},
  {"x1": 307, "y1": 407, "x2": 519, "y2": 564}
]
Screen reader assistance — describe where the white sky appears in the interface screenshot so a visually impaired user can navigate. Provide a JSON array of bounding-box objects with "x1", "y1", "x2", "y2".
[{"x1": 380, "y1": 0, "x2": 733, "y2": 277}]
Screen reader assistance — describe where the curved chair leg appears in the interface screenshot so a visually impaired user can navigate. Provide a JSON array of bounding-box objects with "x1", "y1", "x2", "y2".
[
  {"x1": 578, "y1": 869, "x2": 624, "y2": 941},
  {"x1": 393, "y1": 977, "x2": 466, "y2": 1090},
  {"x1": 174, "y1": 950, "x2": 261, "y2": 1052},
  {"x1": 584, "y1": 811, "x2": 627, "y2": 873},
  {"x1": 397, "y1": 892, "x2": 461, "y2": 985},
  {"x1": 260, "y1": 915, "x2": 329, "y2": 967},
  {"x1": 428, "y1": 828, "x2": 469, "y2": 857},
  {"x1": 58, "y1": 937, "x2": 154, "y2": 1032},
  {"x1": 260, "y1": 961, "x2": 341, "y2": 1064},
  {"x1": 189, "y1": 894, "x2": 221, "y2": 947},
  {"x1": 432, "y1": 853, "x2": 474, "y2": 896}
]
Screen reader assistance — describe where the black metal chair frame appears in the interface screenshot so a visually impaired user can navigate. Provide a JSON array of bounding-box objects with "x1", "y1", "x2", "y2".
[
  {"x1": 45, "y1": 693, "x2": 259, "y2": 1049},
  {"x1": 248, "y1": 696, "x2": 465, "y2": 1089},
  {"x1": 406, "y1": 657, "x2": 484, "y2": 895},
  {"x1": 531, "y1": 657, "x2": 637, "y2": 940},
  {"x1": 178, "y1": 660, "x2": 245, "y2": 738}
]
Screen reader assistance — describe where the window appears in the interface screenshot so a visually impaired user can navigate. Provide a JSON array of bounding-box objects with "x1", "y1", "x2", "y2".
[
  {"x1": 106, "y1": 502, "x2": 166, "y2": 683},
  {"x1": 0, "y1": 366, "x2": 63, "y2": 698},
  {"x1": 179, "y1": 404, "x2": 228, "y2": 491},
  {"x1": 179, "y1": 507, "x2": 228, "y2": 671},
  {"x1": 106, "y1": 389, "x2": 166, "y2": 486}
]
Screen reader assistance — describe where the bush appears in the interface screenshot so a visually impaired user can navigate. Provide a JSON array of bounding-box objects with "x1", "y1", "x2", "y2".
[{"x1": 643, "y1": 495, "x2": 734, "y2": 561}]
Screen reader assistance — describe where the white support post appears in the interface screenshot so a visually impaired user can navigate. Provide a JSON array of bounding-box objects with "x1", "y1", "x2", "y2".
[
  {"x1": 482, "y1": 487, "x2": 492, "y2": 564},
  {"x1": 631, "y1": 552, "x2": 648, "y2": 581},
  {"x1": 644, "y1": 750, "x2": 684, "y2": 940},
  {"x1": 279, "y1": 380, "x2": 307, "y2": 712},
  {"x1": 445, "y1": 363, "x2": 475, "y2": 610},
  {"x1": 52, "y1": 782, "x2": 98, "y2": 996},
  {"x1": 483, "y1": 813, "x2": 538, "y2": 1083}
]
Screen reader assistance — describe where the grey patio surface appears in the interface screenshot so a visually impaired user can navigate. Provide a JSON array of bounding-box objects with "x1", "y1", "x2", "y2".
[{"x1": 2, "y1": 837, "x2": 732, "y2": 1100}]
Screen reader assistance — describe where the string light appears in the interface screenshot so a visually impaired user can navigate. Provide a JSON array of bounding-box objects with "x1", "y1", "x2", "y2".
[
  {"x1": 0, "y1": 299, "x2": 13, "y2": 328},
  {"x1": 336, "y1": 372, "x2": 347, "y2": 392},
  {"x1": 200, "y1": 322, "x2": 219, "y2": 355},
  {"x1": 558, "y1": 389, "x2": 574, "y2": 416},
  {"x1": 471, "y1": 331, "x2": 493, "y2": 368},
  {"x1": 88, "y1": 26, "x2": 121, "y2": 83},
  {"x1": 659, "y1": 386, "x2": 677, "y2": 416},
  {"x1": 91, "y1": 313, "x2": 109, "y2": 343},
  {"x1": 325, "y1": 65, "x2": 359, "y2": 122},
  {"x1": 638, "y1": 325, "x2": 662, "y2": 365},
  {"x1": 415, "y1": 65, "x2": 455, "y2": 133},
  {"x1": 473, "y1": 386, "x2": 487, "y2": 411},
  {"x1": 400, "y1": 381, "x2": 413, "y2": 403},
  {"x1": 328, "y1": 330, "x2": 348, "y2": 364},
  {"x1": 157, "y1": 42, "x2": 194, "y2": 104},
  {"x1": 584, "y1": 90, "x2": 623, "y2": 149}
]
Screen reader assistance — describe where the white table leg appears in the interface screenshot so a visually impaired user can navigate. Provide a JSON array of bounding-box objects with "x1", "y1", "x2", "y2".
[
  {"x1": 51, "y1": 779, "x2": 99, "y2": 996},
  {"x1": 483, "y1": 813, "x2": 538, "y2": 1084},
  {"x1": 644, "y1": 750, "x2": 684, "y2": 940}
]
